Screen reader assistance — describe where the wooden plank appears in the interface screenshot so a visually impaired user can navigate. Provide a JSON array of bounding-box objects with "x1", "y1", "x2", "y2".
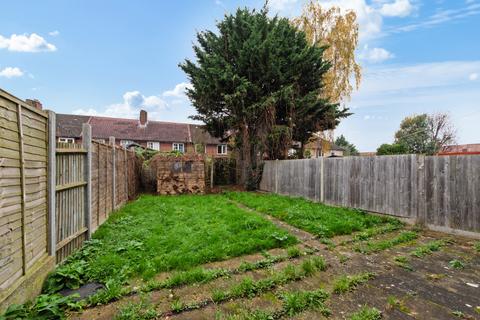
[
  {"x1": 55, "y1": 227, "x2": 87, "y2": 251},
  {"x1": 16, "y1": 104, "x2": 27, "y2": 275},
  {"x1": 47, "y1": 111, "x2": 56, "y2": 257},
  {"x1": 55, "y1": 181, "x2": 87, "y2": 192},
  {"x1": 56, "y1": 148, "x2": 87, "y2": 154}
]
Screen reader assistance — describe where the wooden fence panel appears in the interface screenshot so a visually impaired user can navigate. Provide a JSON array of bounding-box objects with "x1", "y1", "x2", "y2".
[
  {"x1": 0, "y1": 89, "x2": 50, "y2": 302},
  {"x1": 1, "y1": 88, "x2": 142, "y2": 309},
  {"x1": 260, "y1": 154, "x2": 480, "y2": 235},
  {"x1": 55, "y1": 143, "x2": 88, "y2": 263}
]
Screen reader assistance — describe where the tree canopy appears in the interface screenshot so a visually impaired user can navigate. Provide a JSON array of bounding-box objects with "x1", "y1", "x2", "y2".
[
  {"x1": 334, "y1": 134, "x2": 359, "y2": 156},
  {"x1": 377, "y1": 112, "x2": 456, "y2": 156},
  {"x1": 181, "y1": 7, "x2": 347, "y2": 189},
  {"x1": 293, "y1": 1, "x2": 361, "y2": 104},
  {"x1": 376, "y1": 143, "x2": 407, "y2": 156}
]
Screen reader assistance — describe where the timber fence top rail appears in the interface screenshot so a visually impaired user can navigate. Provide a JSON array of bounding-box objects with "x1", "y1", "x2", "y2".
[
  {"x1": 0, "y1": 88, "x2": 48, "y2": 117},
  {"x1": 264, "y1": 154, "x2": 480, "y2": 162}
]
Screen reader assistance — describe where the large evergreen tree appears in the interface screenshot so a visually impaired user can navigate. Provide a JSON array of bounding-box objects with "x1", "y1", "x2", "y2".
[{"x1": 181, "y1": 7, "x2": 347, "y2": 189}]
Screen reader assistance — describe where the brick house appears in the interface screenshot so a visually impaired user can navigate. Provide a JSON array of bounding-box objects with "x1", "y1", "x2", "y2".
[
  {"x1": 438, "y1": 143, "x2": 480, "y2": 155},
  {"x1": 56, "y1": 110, "x2": 230, "y2": 157},
  {"x1": 304, "y1": 137, "x2": 345, "y2": 158}
]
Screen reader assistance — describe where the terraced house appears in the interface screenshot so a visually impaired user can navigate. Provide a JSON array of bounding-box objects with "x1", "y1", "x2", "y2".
[{"x1": 56, "y1": 110, "x2": 230, "y2": 157}]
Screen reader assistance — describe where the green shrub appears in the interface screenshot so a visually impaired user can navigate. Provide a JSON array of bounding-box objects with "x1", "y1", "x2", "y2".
[{"x1": 0, "y1": 294, "x2": 81, "y2": 320}]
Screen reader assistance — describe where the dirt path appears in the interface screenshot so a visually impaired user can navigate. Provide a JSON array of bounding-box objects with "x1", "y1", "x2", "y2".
[{"x1": 69, "y1": 206, "x2": 480, "y2": 320}]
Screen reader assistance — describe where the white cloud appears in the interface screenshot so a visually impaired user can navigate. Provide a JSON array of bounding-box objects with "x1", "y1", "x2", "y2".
[
  {"x1": 379, "y1": 0, "x2": 413, "y2": 17},
  {"x1": 389, "y1": 3, "x2": 480, "y2": 33},
  {"x1": 269, "y1": 0, "x2": 299, "y2": 12},
  {"x1": 0, "y1": 67, "x2": 24, "y2": 78},
  {"x1": 74, "y1": 91, "x2": 168, "y2": 119},
  {"x1": 336, "y1": 60, "x2": 480, "y2": 151},
  {"x1": 49, "y1": 30, "x2": 60, "y2": 37},
  {"x1": 0, "y1": 33, "x2": 56, "y2": 52},
  {"x1": 74, "y1": 83, "x2": 194, "y2": 120},
  {"x1": 318, "y1": 0, "x2": 383, "y2": 41},
  {"x1": 162, "y1": 82, "x2": 193, "y2": 98},
  {"x1": 357, "y1": 61, "x2": 480, "y2": 95},
  {"x1": 359, "y1": 45, "x2": 394, "y2": 63},
  {"x1": 469, "y1": 72, "x2": 478, "y2": 80}
]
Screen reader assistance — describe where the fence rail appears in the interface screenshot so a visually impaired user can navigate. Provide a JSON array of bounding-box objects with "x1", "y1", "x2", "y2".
[{"x1": 260, "y1": 155, "x2": 480, "y2": 235}]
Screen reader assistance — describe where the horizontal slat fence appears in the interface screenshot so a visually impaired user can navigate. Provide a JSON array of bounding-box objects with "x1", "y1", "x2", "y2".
[
  {"x1": 1, "y1": 87, "x2": 143, "y2": 310},
  {"x1": 0, "y1": 89, "x2": 51, "y2": 307},
  {"x1": 260, "y1": 155, "x2": 480, "y2": 235}
]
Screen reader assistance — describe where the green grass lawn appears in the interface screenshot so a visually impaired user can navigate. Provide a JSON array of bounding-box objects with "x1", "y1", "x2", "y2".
[
  {"x1": 45, "y1": 194, "x2": 296, "y2": 292},
  {"x1": 225, "y1": 192, "x2": 400, "y2": 238}
]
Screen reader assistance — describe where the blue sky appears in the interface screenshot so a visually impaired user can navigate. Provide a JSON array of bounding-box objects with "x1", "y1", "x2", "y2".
[{"x1": 1, "y1": 0, "x2": 479, "y2": 151}]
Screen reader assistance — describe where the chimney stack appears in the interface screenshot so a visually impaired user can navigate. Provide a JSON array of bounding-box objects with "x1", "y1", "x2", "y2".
[
  {"x1": 139, "y1": 109, "x2": 148, "y2": 126},
  {"x1": 26, "y1": 99, "x2": 43, "y2": 110}
]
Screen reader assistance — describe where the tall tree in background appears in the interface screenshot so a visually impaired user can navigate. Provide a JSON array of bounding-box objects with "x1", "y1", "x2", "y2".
[
  {"x1": 293, "y1": 1, "x2": 361, "y2": 103},
  {"x1": 427, "y1": 112, "x2": 457, "y2": 153},
  {"x1": 335, "y1": 134, "x2": 359, "y2": 156},
  {"x1": 181, "y1": 7, "x2": 343, "y2": 189},
  {"x1": 377, "y1": 112, "x2": 457, "y2": 155},
  {"x1": 292, "y1": 1, "x2": 361, "y2": 154},
  {"x1": 394, "y1": 114, "x2": 432, "y2": 154}
]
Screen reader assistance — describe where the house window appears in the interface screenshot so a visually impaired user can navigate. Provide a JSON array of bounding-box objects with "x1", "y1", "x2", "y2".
[
  {"x1": 147, "y1": 141, "x2": 160, "y2": 151},
  {"x1": 172, "y1": 143, "x2": 185, "y2": 153},
  {"x1": 58, "y1": 137, "x2": 75, "y2": 144},
  {"x1": 95, "y1": 139, "x2": 106, "y2": 144},
  {"x1": 217, "y1": 144, "x2": 227, "y2": 155},
  {"x1": 120, "y1": 140, "x2": 134, "y2": 148}
]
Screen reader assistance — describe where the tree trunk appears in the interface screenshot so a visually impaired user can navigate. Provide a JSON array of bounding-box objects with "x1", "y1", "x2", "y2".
[{"x1": 298, "y1": 143, "x2": 305, "y2": 159}]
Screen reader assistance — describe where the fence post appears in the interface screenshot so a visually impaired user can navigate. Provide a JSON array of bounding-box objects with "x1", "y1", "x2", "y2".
[
  {"x1": 124, "y1": 148, "x2": 128, "y2": 201},
  {"x1": 109, "y1": 137, "x2": 116, "y2": 210},
  {"x1": 275, "y1": 159, "x2": 279, "y2": 194},
  {"x1": 47, "y1": 111, "x2": 56, "y2": 256},
  {"x1": 210, "y1": 158, "x2": 214, "y2": 189},
  {"x1": 320, "y1": 157, "x2": 325, "y2": 203},
  {"x1": 82, "y1": 124, "x2": 92, "y2": 239},
  {"x1": 16, "y1": 104, "x2": 27, "y2": 275},
  {"x1": 416, "y1": 155, "x2": 427, "y2": 226}
]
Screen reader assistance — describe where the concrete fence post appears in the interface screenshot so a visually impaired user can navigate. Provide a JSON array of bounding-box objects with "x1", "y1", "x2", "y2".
[
  {"x1": 82, "y1": 124, "x2": 92, "y2": 239},
  {"x1": 416, "y1": 155, "x2": 427, "y2": 226},
  {"x1": 109, "y1": 137, "x2": 116, "y2": 210},
  {"x1": 275, "y1": 159, "x2": 279, "y2": 194},
  {"x1": 124, "y1": 147, "x2": 128, "y2": 202},
  {"x1": 320, "y1": 157, "x2": 325, "y2": 203},
  {"x1": 47, "y1": 110, "x2": 56, "y2": 256}
]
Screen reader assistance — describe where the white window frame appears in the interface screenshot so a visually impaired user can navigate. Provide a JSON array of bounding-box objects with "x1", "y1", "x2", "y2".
[
  {"x1": 172, "y1": 143, "x2": 185, "y2": 153},
  {"x1": 147, "y1": 141, "x2": 160, "y2": 151},
  {"x1": 58, "y1": 137, "x2": 75, "y2": 144},
  {"x1": 120, "y1": 140, "x2": 134, "y2": 148},
  {"x1": 95, "y1": 139, "x2": 106, "y2": 144},
  {"x1": 217, "y1": 144, "x2": 227, "y2": 155}
]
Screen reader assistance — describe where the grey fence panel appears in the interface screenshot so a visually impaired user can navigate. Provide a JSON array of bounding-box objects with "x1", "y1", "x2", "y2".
[{"x1": 260, "y1": 154, "x2": 480, "y2": 234}]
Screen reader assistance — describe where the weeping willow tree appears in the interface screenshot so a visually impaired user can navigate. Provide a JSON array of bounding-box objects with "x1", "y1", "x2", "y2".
[
  {"x1": 292, "y1": 1, "x2": 361, "y2": 156},
  {"x1": 181, "y1": 7, "x2": 345, "y2": 189}
]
